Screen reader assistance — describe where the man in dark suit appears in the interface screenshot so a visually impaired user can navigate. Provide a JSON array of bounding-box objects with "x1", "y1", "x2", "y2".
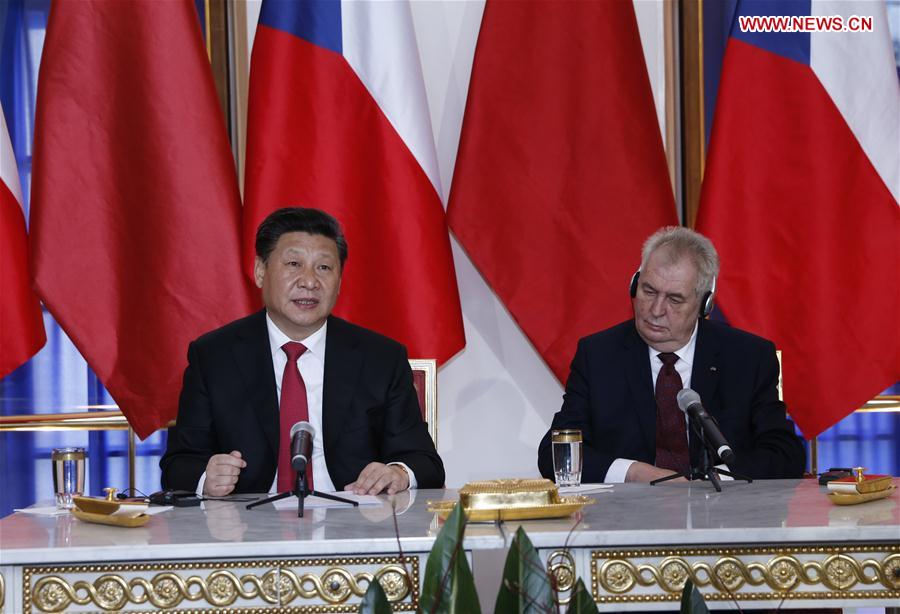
[
  {"x1": 161, "y1": 208, "x2": 444, "y2": 496},
  {"x1": 538, "y1": 226, "x2": 805, "y2": 483}
]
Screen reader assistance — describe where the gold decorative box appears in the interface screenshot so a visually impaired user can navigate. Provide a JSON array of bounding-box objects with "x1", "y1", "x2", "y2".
[
  {"x1": 827, "y1": 467, "x2": 896, "y2": 506},
  {"x1": 428, "y1": 478, "x2": 594, "y2": 521}
]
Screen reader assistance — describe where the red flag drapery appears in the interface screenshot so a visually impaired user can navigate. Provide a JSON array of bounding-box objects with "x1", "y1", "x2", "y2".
[
  {"x1": 31, "y1": 0, "x2": 254, "y2": 438},
  {"x1": 448, "y1": 0, "x2": 677, "y2": 381}
]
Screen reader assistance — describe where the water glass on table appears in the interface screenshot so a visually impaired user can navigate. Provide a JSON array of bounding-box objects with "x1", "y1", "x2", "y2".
[
  {"x1": 551, "y1": 429, "x2": 583, "y2": 487},
  {"x1": 52, "y1": 447, "x2": 86, "y2": 509}
]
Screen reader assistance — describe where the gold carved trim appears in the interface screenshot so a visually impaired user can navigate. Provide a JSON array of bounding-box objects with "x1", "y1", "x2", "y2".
[
  {"x1": 591, "y1": 544, "x2": 899, "y2": 604},
  {"x1": 408, "y1": 358, "x2": 437, "y2": 447},
  {"x1": 547, "y1": 549, "x2": 576, "y2": 606},
  {"x1": 23, "y1": 556, "x2": 418, "y2": 613}
]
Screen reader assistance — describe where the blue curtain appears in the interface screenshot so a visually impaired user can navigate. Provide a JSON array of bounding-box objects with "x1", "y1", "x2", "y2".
[
  {"x1": 815, "y1": 410, "x2": 900, "y2": 475},
  {"x1": 0, "y1": 0, "x2": 167, "y2": 517}
]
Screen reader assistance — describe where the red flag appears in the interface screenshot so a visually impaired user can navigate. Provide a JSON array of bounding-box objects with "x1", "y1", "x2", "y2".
[
  {"x1": 244, "y1": 1, "x2": 464, "y2": 363},
  {"x1": 696, "y1": 3, "x2": 899, "y2": 438},
  {"x1": 1, "y1": 106, "x2": 45, "y2": 378},
  {"x1": 447, "y1": 0, "x2": 677, "y2": 382},
  {"x1": 30, "y1": 0, "x2": 253, "y2": 438}
]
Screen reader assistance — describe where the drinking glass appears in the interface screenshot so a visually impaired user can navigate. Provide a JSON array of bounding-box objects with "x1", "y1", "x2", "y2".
[
  {"x1": 52, "y1": 447, "x2": 86, "y2": 509},
  {"x1": 551, "y1": 429, "x2": 583, "y2": 487}
]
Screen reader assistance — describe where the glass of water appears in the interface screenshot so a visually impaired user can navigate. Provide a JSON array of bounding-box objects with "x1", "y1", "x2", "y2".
[
  {"x1": 52, "y1": 447, "x2": 86, "y2": 509},
  {"x1": 551, "y1": 429, "x2": 583, "y2": 487}
]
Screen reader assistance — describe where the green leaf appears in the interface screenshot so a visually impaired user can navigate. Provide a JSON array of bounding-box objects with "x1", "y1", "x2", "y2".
[
  {"x1": 419, "y1": 503, "x2": 481, "y2": 614},
  {"x1": 680, "y1": 579, "x2": 709, "y2": 614},
  {"x1": 567, "y1": 578, "x2": 599, "y2": 614},
  {"x1": 494, "y1": 526, "x2": 554, "y2": 614},
  {"x1": 359, "y1": 579, "x2": 392, "y2": 614}
]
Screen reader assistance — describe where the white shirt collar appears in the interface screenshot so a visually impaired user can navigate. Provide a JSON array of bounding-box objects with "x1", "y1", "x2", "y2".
[
  {"x1": 672, "y1": 320, "x2": 699, "y2": 366},
  {"x1": 265, "y1": 313, "x2": 327, "y2": 359},
  {"x1": 648, "y1": 320, "x2": 699, "y2": 367}
]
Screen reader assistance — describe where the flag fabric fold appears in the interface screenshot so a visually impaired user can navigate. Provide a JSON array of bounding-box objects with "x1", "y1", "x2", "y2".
[
  {"x1": 30, "y1": 0, "x2": 253, "y2": 438},
  {"x1": 244, "y1": 0, "x2": 464, "y2": 364},
  {"x1": 1, "y1": 105, "x2": 45, "y2": 378},
  {"x1": 697, "y1": 0, "x2": 899, "y2": 438},
  {"x1": 447, "y1": 0, "x2": 678, "y2": 382}
]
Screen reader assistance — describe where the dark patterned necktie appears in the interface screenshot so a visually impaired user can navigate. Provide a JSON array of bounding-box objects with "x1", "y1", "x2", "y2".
[
  {"x1": 278, "y1": 342, "x2": 312, "y2": 492},
  {"x1": 655, "y1": 352, "x2": 690, "y2": 473}
]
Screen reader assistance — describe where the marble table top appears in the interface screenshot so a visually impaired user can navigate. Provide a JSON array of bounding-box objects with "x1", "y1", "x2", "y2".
[
  {"x1": 518, "y1": 477, "x2": 900, "y2": 548},
  {"x1": 1, "y1": 479, "x2": 896, "y2": 566}
]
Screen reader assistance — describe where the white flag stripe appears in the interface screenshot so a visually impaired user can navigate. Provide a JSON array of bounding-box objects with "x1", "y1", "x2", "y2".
[
  {"x1": 811, "y1": 0, "x2": 900, "y2": 204},
  {"x1": 1, "y1": 105, "x2": 25, "y2": 208},
  {"x1": 341, "y1": 0, "x2": 443, "y2": 199}
]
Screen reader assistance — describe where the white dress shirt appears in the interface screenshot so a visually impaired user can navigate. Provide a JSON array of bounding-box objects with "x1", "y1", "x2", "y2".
[
  {"x1": 197, "y1": 314, "x2": 416, "y2": 495},
  {"x1": 266, "y1": 315, "x2": 334, "y2": 491},
  {"x1": 265, "y1": 315, "x2": 417, "y2": 492},
  {"x1": 605, "y1": 321, "x2": 716, "y2": 483}
]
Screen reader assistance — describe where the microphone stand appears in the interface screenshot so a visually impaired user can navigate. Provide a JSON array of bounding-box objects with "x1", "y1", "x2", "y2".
[
  {"x1": 651, "y1": 417, "x2": 752, "y2": 491},
  {"x1": 246, "y1": 471, "x2": 359, "y2": 517}
]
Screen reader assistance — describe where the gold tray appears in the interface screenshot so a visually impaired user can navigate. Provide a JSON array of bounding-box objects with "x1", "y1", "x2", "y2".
[
  {"x1": 428, "y1": 496, "x2": 595, "y2": 521},
  {"x1": 71, "y1": 508, "x2": 151, "y2": 528},
  {"x1": 828, "y1": 484, "x2": 896, "y2": 506}
]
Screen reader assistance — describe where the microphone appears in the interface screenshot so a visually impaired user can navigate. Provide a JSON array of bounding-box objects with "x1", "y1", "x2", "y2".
[
  {"x1": 290, "y1": 421, "x2": 315, "y2": 472},
  {"x1": 676, "y1": 389, "x2": 735, "y2": 464}
]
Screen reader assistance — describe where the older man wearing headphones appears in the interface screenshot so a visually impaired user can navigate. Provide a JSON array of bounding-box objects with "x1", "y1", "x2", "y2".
[{"x1": 538, "y1": 226, "x2": 806, "y2": 483}]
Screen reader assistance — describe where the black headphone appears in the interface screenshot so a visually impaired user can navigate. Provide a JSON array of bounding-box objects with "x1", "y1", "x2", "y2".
[{"x1": 629, "y1": 269, "x2": 716, "y2": 319}]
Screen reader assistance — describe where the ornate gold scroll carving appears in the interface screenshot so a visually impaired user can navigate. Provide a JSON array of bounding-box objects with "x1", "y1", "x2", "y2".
[
  {"x1": 591, "y1": 544, "x2": 899, "y2": 604},
  {"x1": 24, "y1": 556, "x2": 418, "y2": 613}
]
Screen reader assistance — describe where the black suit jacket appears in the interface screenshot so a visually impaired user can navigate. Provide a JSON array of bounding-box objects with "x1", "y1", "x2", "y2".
[
  {"x1": 160, "y1": 311, "x2": 444, "y2": 492},
  {"x1": 538, "y1": 319, "x2": 805, "y2": 481}
]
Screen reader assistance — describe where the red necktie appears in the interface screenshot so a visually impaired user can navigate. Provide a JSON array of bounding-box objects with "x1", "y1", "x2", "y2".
[
  {"x1": 278, "y1": 342, "x2": 313, "y2": 492},
  {"x1": 654, "y1": 352, "x2": 690, "y2": 474}
]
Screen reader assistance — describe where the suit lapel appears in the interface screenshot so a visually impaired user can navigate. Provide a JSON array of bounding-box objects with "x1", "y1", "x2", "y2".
[
  {"x1": 690, "y1": 319, "x2": 720, "y2": 416},
  {"x1": 623, "y1": 323, "x2": 656, "y2": 451},
  {"x1": 233, "y1": 310, "x2": 279, "y2": 457},
  {"x1": 322, "y1": 317, "x2": 363, "y2": 454}
]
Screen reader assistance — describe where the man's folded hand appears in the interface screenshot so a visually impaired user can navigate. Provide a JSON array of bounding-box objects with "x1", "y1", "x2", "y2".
[{"x1": 203, "y1": 450, "x2": 247, "y2": 496}]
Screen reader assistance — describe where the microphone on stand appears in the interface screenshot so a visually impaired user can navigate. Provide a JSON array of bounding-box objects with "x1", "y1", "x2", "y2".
[
  {"x1": 290, "y1": 421, "x2": 314, "y2": 473},
  {"x1": 248, "y1": 420, "x2": 357, "y2": 516},
  {"x1": 676, "y1": 389, "x2": 736, "y2": 464}
]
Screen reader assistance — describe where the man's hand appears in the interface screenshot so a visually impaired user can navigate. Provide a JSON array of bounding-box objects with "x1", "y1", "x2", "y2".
[
  {"x1": 202, "y1": 451, "x2": 247, "y2": 496},
  {"x1": 345, "y1": 462, "x2": 410, "y2": 495},
  {"x1": 625, "y1": 461, "x2": 687, "y2": 483}
]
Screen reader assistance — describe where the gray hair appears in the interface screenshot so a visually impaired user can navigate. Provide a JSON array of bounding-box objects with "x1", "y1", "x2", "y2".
[{"x1": 640, "y1": 226, "x2": 719, "y2": 298}]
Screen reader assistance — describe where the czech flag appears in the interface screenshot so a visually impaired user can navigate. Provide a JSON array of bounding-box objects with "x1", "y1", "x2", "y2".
[
  {"x1": 244, "y1": 0, "x2": 465, "y2": 363},
  {"x1": 697, "y1": 0, "x2": 899, "y2": 438}
]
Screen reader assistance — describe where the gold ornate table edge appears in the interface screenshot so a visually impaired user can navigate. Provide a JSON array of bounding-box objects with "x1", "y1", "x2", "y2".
[
  {"x1": 21, "y1": 555, "x2": 419, "y2": 613},
  {"x1": 589, "y1": 543, "x2": 900, "y2": 607}
]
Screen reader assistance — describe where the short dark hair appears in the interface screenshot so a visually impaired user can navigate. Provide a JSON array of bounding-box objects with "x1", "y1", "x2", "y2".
[{"x1": 255, "y1": 207, "x2": 348, "y2": 267}]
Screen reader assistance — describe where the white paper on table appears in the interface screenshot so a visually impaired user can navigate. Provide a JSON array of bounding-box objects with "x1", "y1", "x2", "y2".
[
  {"x1": 16, "y1": 504, "x2": 172, "y2": 517},
  {"x1": 558, "y1": 484, "x2": 614, "y2": 495},
  {"x1": 271, "y1": 491, "x2": 382, "y2": 510},
  {"x1": 14, "y1": 506, "x2": 69, "y2": 516},
  {"x1": 106, "y1": 503, "x2": 150, "y2": 516}
]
